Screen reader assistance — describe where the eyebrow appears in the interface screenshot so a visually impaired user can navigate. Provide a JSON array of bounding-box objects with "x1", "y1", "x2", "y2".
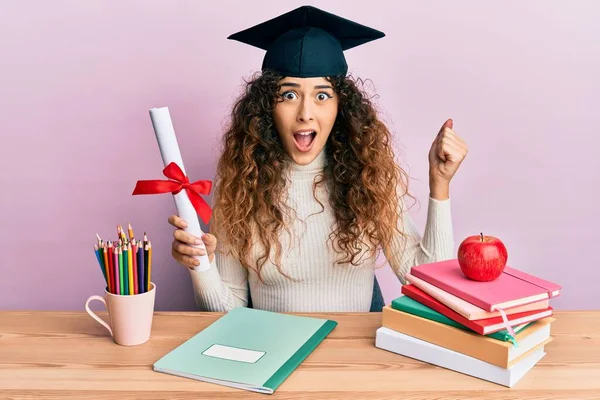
[{"x1": 280, "y1": 82, "x2": 334, "y2": 90}]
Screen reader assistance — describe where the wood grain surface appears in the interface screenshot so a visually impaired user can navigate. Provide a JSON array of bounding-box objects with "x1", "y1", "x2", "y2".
[{"x1": 0, "y1": 311, "x2": 598, "y2": 399}]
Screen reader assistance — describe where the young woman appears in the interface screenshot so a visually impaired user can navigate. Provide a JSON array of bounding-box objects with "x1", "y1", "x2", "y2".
[{"x1": 168, "y1": 6, "x2": 468, "y2": 312}]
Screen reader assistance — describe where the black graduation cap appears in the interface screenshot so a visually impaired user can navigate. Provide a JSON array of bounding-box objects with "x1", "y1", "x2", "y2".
[{"x1": 227, "y1": 5, "x2": 385, "y2": 78}]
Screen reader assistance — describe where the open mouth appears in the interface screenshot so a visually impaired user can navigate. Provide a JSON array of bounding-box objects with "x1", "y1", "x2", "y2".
[{"x1": 293, "y1": 131, "x2": 317, "y2": 152}]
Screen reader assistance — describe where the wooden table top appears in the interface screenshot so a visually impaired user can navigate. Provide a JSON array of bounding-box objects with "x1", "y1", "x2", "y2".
[{"x1": 1, "y1": 310, "x2": 599, "y2": 399}]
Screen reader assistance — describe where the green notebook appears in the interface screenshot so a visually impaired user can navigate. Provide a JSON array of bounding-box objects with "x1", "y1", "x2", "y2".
[
  {"x1": 153, "y1": 307, "x2": 337, "y2": 394},
  {"x1": 391, "y1": 295, "x2": 531, "y2": 342}
]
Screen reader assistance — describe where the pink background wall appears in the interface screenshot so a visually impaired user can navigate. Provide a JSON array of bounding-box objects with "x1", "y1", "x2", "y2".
[{"x1": 1, "y1": 1, "x2": 597, "y2": 311}]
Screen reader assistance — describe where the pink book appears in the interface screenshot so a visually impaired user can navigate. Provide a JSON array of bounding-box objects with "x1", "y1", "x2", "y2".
[
  {"x1": 410, "y1": 259, "x2": 561, "y2": 312},
  {"x1": 404, "y1": 272, "x2": 550, "y2": 320}
]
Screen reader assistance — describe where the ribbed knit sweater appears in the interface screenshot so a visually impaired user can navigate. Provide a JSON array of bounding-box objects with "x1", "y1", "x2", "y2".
[{"x1": 188, "y1": 148, "x2": 454, "y2": 312}]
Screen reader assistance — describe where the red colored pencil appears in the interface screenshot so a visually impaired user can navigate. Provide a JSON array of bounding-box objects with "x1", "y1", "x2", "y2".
[
  {"x1": 107, "y1": 241, "x2": 114, "y2": 294},
  {"x1": 102, "y1": 245, "x2": 111, "y2": 293}
]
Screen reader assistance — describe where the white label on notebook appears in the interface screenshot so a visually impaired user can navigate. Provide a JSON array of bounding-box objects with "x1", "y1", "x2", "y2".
[{"x1": 202, "y1": 344, "x2": 265, "y2": 363}]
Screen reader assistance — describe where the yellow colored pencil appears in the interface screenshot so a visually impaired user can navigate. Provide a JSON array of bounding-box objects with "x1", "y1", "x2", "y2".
[
  {"x1": 128, "y1": 242, "x2": 134, "y2": 295},
  {"x1": 119, "y1": 225, "x2": 127, "y2": 243},
  {"x1": 128, "y1": 222, "x2": 135, "y2": 242}
]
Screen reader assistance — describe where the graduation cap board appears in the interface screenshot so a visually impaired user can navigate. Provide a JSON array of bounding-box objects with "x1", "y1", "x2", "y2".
[{"x1": 227, "y1": 5, "x2": 385, "y2": 78}]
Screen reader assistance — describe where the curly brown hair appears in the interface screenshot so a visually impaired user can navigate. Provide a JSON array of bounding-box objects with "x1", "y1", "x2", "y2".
[{"x1": 210, "y1": 69, "x2": 416, "y2": 282}]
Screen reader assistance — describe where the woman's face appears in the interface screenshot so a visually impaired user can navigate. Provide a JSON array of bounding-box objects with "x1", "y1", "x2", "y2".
[{"x1": 273, "y1": 77, "x2": 338, "y2": 165}]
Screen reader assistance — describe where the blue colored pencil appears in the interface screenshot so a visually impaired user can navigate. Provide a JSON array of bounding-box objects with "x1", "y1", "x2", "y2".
[
  {"x1": 137, "y1": 240, "x2": 145, "y2": 293},
  {"x1": 94, "y1": 245, "x2": 107, "y2": 284}
]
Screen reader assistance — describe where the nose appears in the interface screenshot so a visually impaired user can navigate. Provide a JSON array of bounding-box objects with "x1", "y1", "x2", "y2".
[{"x1": 296, "y1": 98, "x2": 314, "y2": 122}]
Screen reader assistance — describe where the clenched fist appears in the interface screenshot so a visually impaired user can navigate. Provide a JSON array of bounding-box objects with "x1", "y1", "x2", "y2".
[{"x1": 428, "y1": 118, "x2": 468, "y2": 185}]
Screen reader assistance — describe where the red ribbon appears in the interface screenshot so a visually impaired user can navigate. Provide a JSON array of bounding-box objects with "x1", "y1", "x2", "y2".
[{"x1": 132, "y1": 162, "x2": 212, "y2": 224}]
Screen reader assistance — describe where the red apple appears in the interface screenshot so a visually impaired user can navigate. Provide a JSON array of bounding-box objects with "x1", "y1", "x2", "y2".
[{"x1": 457, "y1": 233, "x2": 508, "y2": 281}]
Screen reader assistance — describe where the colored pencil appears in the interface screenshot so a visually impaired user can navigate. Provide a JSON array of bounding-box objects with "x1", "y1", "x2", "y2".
[
  {"x1": 144, "y1": 242, "x2": 148, "y2": 292},
  {"x1": 128, "y1": 222, "x2": 135, "y2": 242},
  {"x1": 134, "y1": 241, "x2": 142, "y2": 294},
  {"x1": 132, "y1": 240, "x2": 137, "y2": 294},
  {"x1": 125, "y1": 245, "x2": 129, "y2": 295},
  {"x1": 119, "y1": 246, "x2": 125, "y2": 295},
  {"x1": 136, "y1": 240, "x2": 144, "y2": 293},
  {"x1": 148, "y1": 241, "x2": 152, "y2": 291},
  {"x1": 113, "y1": 244, "x2": 119, "y2": 295},
  {"x1": 107, "y1": 242, "x2": 114, "y2": 294},
  {"x1": 119, "y1": 246, "x2": 127, "y2": 295},
  {"x1": 102, "y1": 246, "x2": 110, "y2": 292},
  {"x1": 100, "y1": 245, "x2": 107, "y2": 285},
  {"x1": 129, "y1": 242, "x2": 135, "y2": 295},
  {"x1": 93, "y1": 245, "x2": 107, "y2": 284},
  {"x1": 120, "y1": 225, "x2": 127, "y2": 243},
  {"x1": 129, "y1": 242, "x2": 137, "y2": 295},
  {"x1": 93, "y1": 244, "x2": 100, "y2": 264},
  {"x1": 123, "y1": 244, "x2": 131, "y2": 294},
  {"x1": 107, "y1": 245, "x2": 113, "y2": 293},
  {"x1": 137, "y1": 240, "x2": 143, "y2": 292},
  {"x1": 129, "y1": 244, "x2": 133, "y2": 294},
  {"x1": 105, "y1": 243, "x2": 111, "y2": 293},
  {"x1": 107, "y1": 246, "x2": 113, "y2": 293},
  {"x1": 93, "y1": 225, "x2": 151, "y2": 295}
]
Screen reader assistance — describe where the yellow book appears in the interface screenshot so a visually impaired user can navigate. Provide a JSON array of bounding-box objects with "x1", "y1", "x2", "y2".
[{"x1": 382, "y1": 305, "x2": 554, "y2": 368}]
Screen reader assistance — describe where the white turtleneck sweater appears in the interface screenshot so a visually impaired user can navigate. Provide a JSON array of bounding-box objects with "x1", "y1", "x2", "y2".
[{"x1": 188, "y1": 148, "x2": 455, "y2": 312}]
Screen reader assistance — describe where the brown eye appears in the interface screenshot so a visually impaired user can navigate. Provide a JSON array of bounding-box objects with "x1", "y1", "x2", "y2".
[
  {"x1": 317, "y1": 92, "x2": 332, "y2": 101},
  {"x1": 281, "y1": 91, "x2": 297, "y2": 100}
]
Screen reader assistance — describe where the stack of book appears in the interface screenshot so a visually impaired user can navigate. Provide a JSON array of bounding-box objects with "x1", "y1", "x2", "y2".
[{"x1": 375, "y1": 258, "x2": 562, "y2": 387}]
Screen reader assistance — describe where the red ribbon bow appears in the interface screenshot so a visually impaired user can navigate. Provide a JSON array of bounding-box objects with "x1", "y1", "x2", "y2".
[{"x1": 132, "y1": 162, "x2": 212, "y2": 224}]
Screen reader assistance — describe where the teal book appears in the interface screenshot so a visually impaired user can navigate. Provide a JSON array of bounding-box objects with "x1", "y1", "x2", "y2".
[
  {"x1": 391, "y1": 295, "x2": 531, "y2": 342},
  {"x1": 153, "y1": 307, "x2": 337, "y2": 394}
]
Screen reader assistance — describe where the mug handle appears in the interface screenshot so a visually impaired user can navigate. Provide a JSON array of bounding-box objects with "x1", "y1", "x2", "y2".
[{"x1": 85, "y1": 295, "x2": 113, "y2": 336}]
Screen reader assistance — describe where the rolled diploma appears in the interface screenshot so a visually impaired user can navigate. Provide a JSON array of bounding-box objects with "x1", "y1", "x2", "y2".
[{"x1": 149, "y1": 107, "x2": 211, "y2": 272}]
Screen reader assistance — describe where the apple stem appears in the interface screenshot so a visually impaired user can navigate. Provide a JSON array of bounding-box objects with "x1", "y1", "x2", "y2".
[{"x1": 480, "y1": 232, "x2": 483, "y2": 242}]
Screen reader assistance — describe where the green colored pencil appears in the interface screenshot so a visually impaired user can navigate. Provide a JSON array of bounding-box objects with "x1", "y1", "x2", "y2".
[
  {"x1": 118, "y1": 246, "x2": 124, "y2": 295},
  {"x1": 123, "y1": 245, "x2": 129, "y2": 295}
]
